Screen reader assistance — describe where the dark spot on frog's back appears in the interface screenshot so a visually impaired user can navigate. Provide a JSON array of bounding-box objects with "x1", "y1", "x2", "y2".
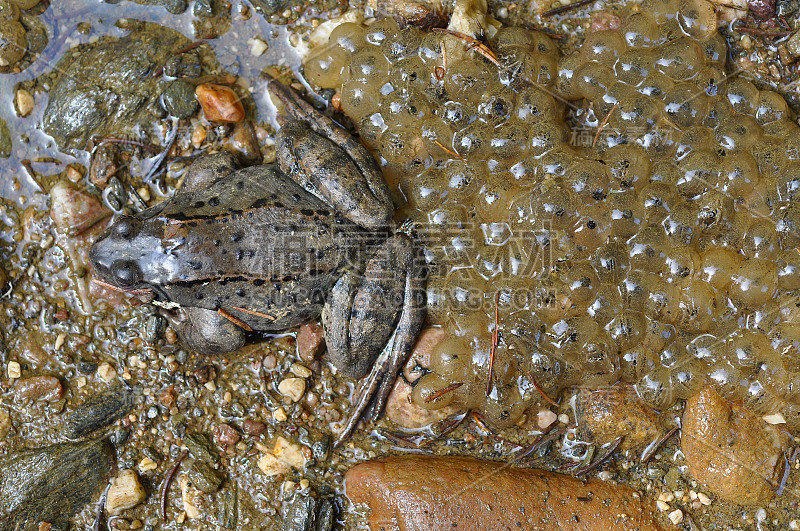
[
  {"x1": 194, "y1": 200, "x2": 205, "y2": 208},
  {"x1": 249, "y1": 198, "x2": 268, "y2": 209},
  {"x1": 187, "y1": 260, "x2": 202, "y2": 270},
  {"x1": 208, "y1": 197, "x2": 220, "y2": 207},
  {"x1": 253, "y1": 279, "x2": 265, "y2": 287}
]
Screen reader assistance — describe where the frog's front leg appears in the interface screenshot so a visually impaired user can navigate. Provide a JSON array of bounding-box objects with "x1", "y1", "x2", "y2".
[
  {"x1": 268, "y1": 77, "x2": 394, "y2": 230},
  {"x1": 323, "y1": 234, "x2": 427, "y2": 446}
]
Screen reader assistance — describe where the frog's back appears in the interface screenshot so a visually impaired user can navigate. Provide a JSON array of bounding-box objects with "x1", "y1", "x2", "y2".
[{"x1": 155, "y1": 165, "x2": 371, "y2": 329}]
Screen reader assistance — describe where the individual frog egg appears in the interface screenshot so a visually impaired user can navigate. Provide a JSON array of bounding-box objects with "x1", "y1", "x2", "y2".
[
  {"x1": 777, "y1": 251, "x2": 800, "y2": 291},
  {"x1": 663, "y1": 244, "x2": 699, "y2": 283},
  {"x1": 487, "y1": 121, "x2": 531, "y2": 163},
  {"x1": 412, "y1": 372, "x2": 462, "y2": 410},
  {"x1": 635, "y1": 367, "x2": 674, "y2": 409},
  {"x1": 755, "y1": 89, "x2": 790, "y2": 125},
  {"x1": 438, "y1": 99, "x2": 472, "y2": 130},
  {"x1": 592, "y1": 241, "x2": 630, "y2": 284},
  {"x1": 649, "y1": 160, "x2": 681, "y2": 185},
  {"x1": 618, "y1": 269, "x2": 649, "y2": 313},
  {"x1": 642, "y1": 0, "x2": 681, "y2": 23},
  {"x1": 476, "y1": 90, "x2": 516, "y2": 128},
  {"x1": 702, "y1": 95, "x2": 734, "y2": 129},
  {"x1": 425, "y1": 273, "x2": 451, "y2": 325},
  {"x1": 548, "y1": 314, "x2": 600, "y2": 358},
  {"x1": 530, "y1": 277, "x2": 572, "y2": 326},
  {"x1": 676, "y1": 278, "x2": 719, "y2": 333},
  {"x1": 615, "y1": 49, "x2": 653, "y2": 87},
  {"x1": 697, "y1": 31, "x2": 727, "y2": 65},
  {"x1": 493, "y1": 25, "x2": 541, "y2": 51},
  {"x1": 621, "y1": 12, "x2": 661, "y2": 47},
  {"x1": 607, "y1": 310, "x2": 646, "y2": 351},
  {"x1": 645, "y1": 275, "x2": 681, "y2": 323},
  {"x1": 340, "y1": 79, "x2": 381, "y2": 123},
  {"x1": 452, "y1": 121, "x2": 490, "y2": 161},
  {"x1": 429, "y1": 337, "x2": 472, "y2": 382},
  {"x1": 526, "y1": 29, "x2": 560, "y2": 58},
  {"x1": 728, "y1": 330, "x2": 779, "y2": 374},
  {"x1": 526, "y1": 343, "x2": 582, "y2": 388},
  {"x1": 580, "y1": 30, "x2": 627, "y2": 65},
  {"x1": 555, "y1": 52, "x2": 585, "y2": 100},
  {"x1": 572, "y1": 210, "x2": 611, "y2": 253},
  {"x1": 443, "y1": 225, "x2": 482, "y2": 270},
  {"x1": 664, "y1": 82, "x2": 709, "y2": 129},
  {"x1": 700, "y1": 246, "x2": 742, "y2": 291},
  {"x1": 516, "y1": 52, "x2": 559, "y2": 87},
  {"x1": 775, "y1": 161, "x2": 800, "y2": 203},
  {"x1": 742, "y1": 218, "x2": 779, "y2": 260},
  {"x1": 443, "y1": 60, "x2": 490, "y2": 106},
  {"x1": 328, "y1": 22, "x2": 368, "y2": 53},
  {"x1": 726, "y1": 77, "x2": 760, "y2": 115},
  {"x1": 742, "y1": 382, "x2": 785, "y2": 416},
  {"x1": 515, "y1": 86, "x2": 559, "y2": 123},
  {"x1": 607, "y1": 190, "x2": 645, "y2": 238},
  {"x1": 382, "y1": 26, "x2": 425, "y2": 64},
  {"x1": 693, "y1": 65, "x2": 726, "y2": 97},
  {"x1": 668, "y1": 357, "x2": 708, "y2": 399},
  {"x1": 594, "y1": 81, "x2": 635, "y2": 124},
  {"x1": 446, "y1": 267, "x2": 489, "y2": 319},
  {"x1": 363, "y1": 17, "x2": 401, "y2": 47},
  {"x1": 420, "y1": 115, "x2": 456, "y2": 160},
  {"x1": 638, "y1": 71, "x2": 676, "y2": 100},
  {"x1": 677, "y1": 0, "x2": 717, "y2": 38},
  {"x1": 762, "y1": 118, "x2": 798, "y2": 141},
  {"x1": 718, "y1": 150, "x2": 759, "y2": 198},
  {"x1": 715, "y1": 113, "x2": 762, "y2": 151},
  {"x1": 604, "y1": 144, "x2": 651, "y2": 192},
  {"x1": 628, "y1": 223, "x2": 669, "y2": 272},
  {"x1": 756, "y1": 360, "x2": 793, "y2": 401},
  {"x1": 729, "y1": 258, "x2": 777, "y2": 309},
  {"x1": 564, "y1": 159, "x2": 610, "y2": 204},
  {"x1": 751, "y1": 136, "x2": 788, "y2": 178},
  {"x1": 655, "y1": 37, "x2": 704, "y2": 81},
  {"x1": 575, "y1": 62, "x2": 616, "y2": 102},
  {"x1": 770, "y1": 324, "x2": 800, "y2": 372},
  {"x1": 349, "y1": 49, "x2": 391, "y2": 85},
  {"x1": 695, "y1": 189, "x2": 735, "y2": 237},
  {"x1": 417, "y1": 32, "x2": 443, "y2": 69},
  {"x1": 443, "y1": 162, "x2": 479, "y2": 204},
  {"x1": 663, "y1": 201, "x2": 697, "y2": 246},
  {"x1": 475, "y1": 177, "x2": 517, "y2": 222},
  {"x1": 489, "y1": 275, "x2": 536, "y2": 320},
  {"x1": 562, "y1": 261, "x2": 600, "y2": 307},
  {"x1": 674, "y1": 126, "x2": 715, "y2": 161},
  {"x1": 381, "y1": 126, "x2": 424, "y2": 166},
  {"x1": 482, "y1": 379, "x2": 527, "y2": 428},
  {"x1": 586, "y1": 283, "x2": 623, "y2": 326},
  {"x1": 304, "y1": 44, "x2": 350, "y2": 88},
  {"x1": 357, "y1": 111, "x2": 387, "y2": 150},
  {"x1": 400, "y1": 166, "x2": 447, "y2": 212},
  {"x1": 528, "y1": 121, "x2": 570, "y2": 159},
  {"x1": 577, "y1": 330, "x2": 621, "y2": 386},
  {"x1": 640, "y1": 182, "x2": 676, "y2": 222},
  {"x1": 677, "y1": 150, "x2": 718, "y2": 198}
]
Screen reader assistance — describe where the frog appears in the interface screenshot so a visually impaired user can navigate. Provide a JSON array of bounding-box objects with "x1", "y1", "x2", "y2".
[{"x1": 89, "y1": 78, "x2": 427, "y2": 444}]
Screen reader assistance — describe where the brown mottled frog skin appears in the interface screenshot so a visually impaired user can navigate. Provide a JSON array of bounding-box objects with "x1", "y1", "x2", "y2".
[{"x1": 89, "y1": 79, "x2": 426, "y2": 443}]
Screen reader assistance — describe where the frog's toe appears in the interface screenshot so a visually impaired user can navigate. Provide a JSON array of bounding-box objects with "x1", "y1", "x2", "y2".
[{"x1": 173, "y1": 306, "x2": 246, "y2": 354}]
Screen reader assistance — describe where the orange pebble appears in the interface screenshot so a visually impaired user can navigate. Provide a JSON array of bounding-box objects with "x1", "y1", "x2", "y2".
[{"x1": 195, "y1": 84, "x2": 245, "y2": 123}]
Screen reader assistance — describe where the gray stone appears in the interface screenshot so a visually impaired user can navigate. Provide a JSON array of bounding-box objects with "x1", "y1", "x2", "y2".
[{"x1": 162, "y1": 80, "x2": 198, "y2": 119}]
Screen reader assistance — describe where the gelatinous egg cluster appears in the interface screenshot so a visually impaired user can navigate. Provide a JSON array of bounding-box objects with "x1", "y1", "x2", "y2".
[{"x1": 305, "y1": 0, "x2": 800, "y2": 429}]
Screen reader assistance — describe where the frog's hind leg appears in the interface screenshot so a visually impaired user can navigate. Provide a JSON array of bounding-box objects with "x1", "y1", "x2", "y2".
[
  {"x1": 177, "y1": 152, "x2": 239, "y2": 195},
  {"x1": 324, "y1": 235, "x2": 426, "y2": 446}
]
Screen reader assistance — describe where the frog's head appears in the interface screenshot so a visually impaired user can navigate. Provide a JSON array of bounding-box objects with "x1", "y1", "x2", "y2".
[{"x1": 89, "y1": 214, "x2": 163, "y2": 295}]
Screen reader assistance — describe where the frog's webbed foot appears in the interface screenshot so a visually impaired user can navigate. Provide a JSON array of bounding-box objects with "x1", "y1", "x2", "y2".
[
  {"x1": 178, "y1": 152, "x2": 238, "y2": 195},
  {"x1": 324, "y1": 235, "x2": 426, "y2": 447},
  {"x1": 164, "y1": 306, "x2": 246, "y2": 355},
  {"x1": 267, "y1": 77, "x2": 394, "y2": 230}
]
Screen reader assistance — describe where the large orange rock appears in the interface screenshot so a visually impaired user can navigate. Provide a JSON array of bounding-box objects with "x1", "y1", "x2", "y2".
[
  {"x1": 196, "y1": 84, "x2": 245, "y2": 123},
  {"x1": 345, "y1": 456, "x2": 665, "y2": 530},
  {"x1": 682, "y1": 386, "x2": 791, "y2": 505}
]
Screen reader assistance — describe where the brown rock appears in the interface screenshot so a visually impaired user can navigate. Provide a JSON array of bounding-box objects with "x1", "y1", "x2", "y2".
[
  {"x1": 49, "y1": 181, "x2": 110, "y2": 237},
  {"x1": 576, "y1": 384, "x2": 660, "y2": 451},
  {"x1": 242, "y1": 419, "x2": 267, "y2": 436},
  {"x1": 296, "y1": 321, "x2": 325, "y2": 362},
  {"x1": 89, "y1": 144, "x2": 121, "y2": 189},
  {"x1": 196, "y1": 84, "x2": 245, "y2": 123},
  {"x1": 345, "y1": 456, "x2": 665, "y2": 531},
  {"x1": 682, "y1": 386, "x2": 791, "y2": 505},
  {"x1": 14, "y1": 376, "x2": 63, "y2": 402},
  {"x1": 213, "y1": 423, "x2": 240, "y2": 449},
  {"x1": 158, "y1": 385, "x2": 176, "y2": 409}
]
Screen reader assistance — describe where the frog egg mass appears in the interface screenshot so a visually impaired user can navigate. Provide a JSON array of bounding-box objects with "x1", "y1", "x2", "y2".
[{"x1": 304, "y1": 0, "x2": 800, "y2": 429}]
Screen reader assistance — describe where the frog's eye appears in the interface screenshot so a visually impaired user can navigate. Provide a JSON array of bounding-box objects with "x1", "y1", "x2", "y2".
[
  {"x1": 112, "y1": 260, "x2": 142, "y2": 288},
  {"x1": 114, "y1": 216, "x2": 140, "y2": 240}
]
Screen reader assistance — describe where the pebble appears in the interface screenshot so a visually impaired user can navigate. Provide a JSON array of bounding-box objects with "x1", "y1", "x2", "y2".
[
  {"x1": 178, "y1": 475, "x2": 202, "y2": 519},
  {"x1": 242, "y1": 419, "x2": 267, "y2": 435},
  {"x1": 656, "y1": 500, "x2": 670, "y2": 512},
  {"x1": 48, "y1": 181, "x2": 109, "y2": 236},
  {"x1": 697, "y1": 492, "x2": 711, "y2": 505},
  {"x1": 278, "y1": 377, "x2": 306, "y2": 402},
  {"x1": 667, "y1": 509, "x2": 683, "y2": 525},
  {"x1": 14, "y1": 375, "x2": 63, "y2": 401},
  {"x1": 191, "y1": 123, "x2": 207, "y2": 146},
  {"x1": 97, "y1": 362, "x2": 116, "y2": 382},
  {"x1": 7, "y1": 360, "x2": 20, "y2": 379},
  {"x1": 106, "y1": 469, "x2": 147, "y2": 515},
  {"x1": 537, "y1": 409, "x2": 557, "y2": 429},
  {"x1": 258, "y1": 452, "x2": 290, "y2": 476},
  {"x1": 290, "y1": 363, "x2": 312, "y2": 378},
  {"x1": 15, "y1": 88, "x2": 33, "y2": 117},
  {"x1": 274, "y1": 436, "x2": 306, "y2": 470},
  {"x1": 273, "y1": 407, "x2": 288, "y2": 422},
  {"x1": 248, "y1": 36, "x2": 268, "y2": 55},
  {"x1": 385, "y1": 376, "x2": 460, "y2": 429},
  {"x1": 162, "y1": 80, "x2": 199, "y2": 119},
  {"x1": 558, "y1": 413, "x2": 569, "y2": 424},
  {"x1": 187, "y1": 459, "x2": 224, "y2": 493},
  {"x1": 296, "y1": 322, "x2": 325, "y2": 362},
  {"x1": 575, "y1": 385, "x2": 660, "y2": 450},
  {"x1": 213, "y1": 423, "x2": 241, "y2": 449},
  {"x1": 196, "y1": 84, "x2": 245, "y2": 122},
  {"x1": 346, "y1": 456, "x2": 664, "y2": 530}
]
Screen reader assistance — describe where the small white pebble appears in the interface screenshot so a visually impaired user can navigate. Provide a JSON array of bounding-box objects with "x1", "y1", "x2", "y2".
[
  {"x1": 697, "y1": 492, "x2": 711, "y2": 505},
  {"x1": 273, "y1": 407, "x2": 288, "y2": 422},
  {"x1": 658, "y1": 491, "x2": 675, "y2": 502},
  {"x1": 789, "y1": 519, "x2": 799, "y2": 530},
  {"x1": 257, "y1": 452, "x2": 290, "y2": 476},
  {"x1": 138, "y1": 457, "x2": 157, "y2": 472},
  {"x1": 248, "y1": 36, "x2": 268, "y2": 56},
  {"x1": 98, "y1": 362, "x2": 116, "y2": 382},
  {"x1": 537, "y1": 409, "x2": 557, "y2": 429},
  {"x1": 278, "y1": 377, "x2": 306, "y2": 402},
  {"x1": 54, "y1": 333, "x2": 66, "y2": 351},
  {"x1": 673, "y1": 490, "x2": 684, "y2": 500},
  {"x1": 496, "y1": 6, "x2": 508, "y2": 18},
  {"x1": 689, "y1": 490, "x2": 697, "y2": 500},
  {"x1": 656, "y1": 500, "x2": 670, "y2": 512},
  {"x1": 137, "y1": 186, "x2": 151, "y2": 202},
  {"x1": 106, "y1": 469, "x2": 147, "y2": 515},
  {"x1": 76, "y1": 376, "x2": 87, "y2": 389},
  {"x1": 598, "y1": 470, "x2": 611, "y2": 481},
  {"x1": 290, "y1": 363, "x2": 312, "y2": 378},
  {"x1": 762, "y1": 412, "x2": 786, "y2": 424},
  {"x1": 558, "y1": 413, "x2": 569, "y2": 424},
  {"x1": 299, "y1": 478, "x2": 310, "y2": 490},
  {"x1": 15, "y1": 89, "x2": 34, "y2": 117},
  {"x1": 7, "y1": 361, "x2": 21, "y2": 379},
  {"x1": 741, "y1": 35, "x2": 752, "y2": 49},
  {"x1": 204, "y1": 380, "x2": 216, "y2": 392},
  {"x1": 668, "y1": 509, "x2": 683, "y2": 525}
]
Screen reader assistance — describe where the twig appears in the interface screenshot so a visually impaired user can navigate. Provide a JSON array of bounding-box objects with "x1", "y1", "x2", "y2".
[
  {"x1": 542, "y1": 0, "x2": 595, "y2": 17},
  {"x1": 433, "y1": 140, "x2": 466, "y2": 162},
  {"x1": 218, "y1": 308, "x2": 253, "y2": 331},
  {"x1": 520, "y1": 22, "x2": 568, "y2": 38},
  {"x1": 425, "y1": 382, "x2": 464, "y2": 403},
  {"x1": 574, "y1": 436, "x2": 624, "y2": 476},
  {"x1": 593, "y1": 103, "x2": 618, "y2": 148},
  {"x1": 161, "y1": 450, "x2": 188, "y2": 522},
  {"x1": 640, "y1": 427, "x2": 679, "y2": 463},
  {"x1": 421, "y1": 410, "x2": 471, "y2": 446},
  {"x1": 528, "y1": 372, "x2": 559, "y2": 407},
  {"x1": 431, "y1": 28, "x2": 501, "y2": 67},
  {"x1": 733, "y1": 25, "x2": 793, "y2": 37},
  {"x1": 92, "y1": 137, "x2": 160, "y2": 153},
  {"x1": 487, "y1": 291, "x2": 500, "y2": 396},
  {"x1": 92, "y1": 484, "x2": 110, "y2": 531},
  {"x1": 517, "y1": 425, "x2": 567, "y2": 461},
  {"x1": 230, "y1": 305, "x2": 276, "y2": 320}
]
